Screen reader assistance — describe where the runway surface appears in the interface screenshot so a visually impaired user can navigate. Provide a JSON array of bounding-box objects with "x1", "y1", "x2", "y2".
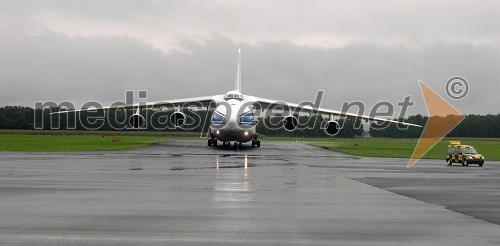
[{"x1": 1, "y1": 140, "x2": 500, "y2": 245}]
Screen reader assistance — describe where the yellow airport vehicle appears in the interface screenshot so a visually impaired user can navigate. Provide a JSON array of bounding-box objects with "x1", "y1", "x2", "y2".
[{"x1": 446, "y1": 141, "x2": 484, "y2": 167}]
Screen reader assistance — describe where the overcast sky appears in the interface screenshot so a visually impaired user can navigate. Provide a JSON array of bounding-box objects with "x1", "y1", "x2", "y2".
[{"x1": 1, "y1": 0, "x2": 499, "y2": 115}]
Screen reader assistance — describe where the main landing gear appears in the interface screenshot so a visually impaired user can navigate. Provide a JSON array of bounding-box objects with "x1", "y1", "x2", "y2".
[
  {"x1": 251, "y1": 139, "x2": 261, "y2": 147},
  {"x1": 208, "y1": 138, "x2": 218, "y2": 146},
  {"x1": 208, "y1": 138, "x2": 261, "y2": 149}
]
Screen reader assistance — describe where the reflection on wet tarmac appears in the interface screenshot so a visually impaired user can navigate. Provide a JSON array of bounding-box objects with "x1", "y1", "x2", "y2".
[
  {"x1": 213, "y1": 152, "x2": 253, "y2": 205},
  {"x1": 171, "y1": 153, "x2": 254, "y2": 171},
  {"x1": 244, "y1": 153, "x2": 248, "y2": 178}
]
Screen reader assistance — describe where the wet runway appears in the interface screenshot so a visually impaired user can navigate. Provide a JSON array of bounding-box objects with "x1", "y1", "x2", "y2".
[{"x1": 1, "y1": 140, "x2": 500, "y2": 245}]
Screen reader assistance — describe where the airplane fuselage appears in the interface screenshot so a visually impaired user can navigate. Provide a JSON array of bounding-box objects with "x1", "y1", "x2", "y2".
[{"x1": 209, "y1": 91, "x2": 258, "y2": 144}]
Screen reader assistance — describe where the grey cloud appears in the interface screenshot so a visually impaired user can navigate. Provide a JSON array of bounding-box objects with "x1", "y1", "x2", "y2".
[
  {"x1": 0, "y1": 27, "x2": 499, "y2": 116},
  {"x1": 0, "y1": 0, "x2": 499, "y2": 116},
  {"x1": 3, "y1": 1, "x2": 500, "y2": 47}
]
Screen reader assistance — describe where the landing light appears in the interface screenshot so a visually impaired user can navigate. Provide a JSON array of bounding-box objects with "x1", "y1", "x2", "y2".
[
  {"x1": 244, "y1": 131, "x2": 249, "y2": 136},
  {"x1": 216, "y1": 130, "x2": 220, "y2": 135}
]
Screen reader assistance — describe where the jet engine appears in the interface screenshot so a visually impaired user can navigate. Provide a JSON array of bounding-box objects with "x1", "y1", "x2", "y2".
[
  {"x1": 324, "y1": 120, "x2": 340, "y2": 136},
  {"x1": 283, "y1": 116, "x2": 298, "y2": 132},
  {"x1": 170, "y1": 112, "x2": 186, "y2": 128},
  {"x1": 128, "y1": 114, "x2": 145, "y2": 129}
]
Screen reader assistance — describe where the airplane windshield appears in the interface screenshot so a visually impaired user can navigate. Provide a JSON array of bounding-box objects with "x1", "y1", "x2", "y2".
[
  {"x1": 239, "y1": 111, "x2": 254, "y2": 125},
  {"x1": 211, "y1": 110, "x2": 225, "y2": 124}
]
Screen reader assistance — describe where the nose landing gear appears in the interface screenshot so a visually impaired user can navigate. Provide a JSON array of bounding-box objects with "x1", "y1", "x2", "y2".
[
  {"x1": 208, "y1": 138, "x2": 217, "y2": 146},
  {"x1": 251, "y1": 139, "x2": 260, "y2": 147}
]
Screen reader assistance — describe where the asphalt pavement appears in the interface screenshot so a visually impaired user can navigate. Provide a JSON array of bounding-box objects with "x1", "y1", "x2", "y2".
[{"x1": 1, "y1": 140, "x2": 500, "y2": 245}]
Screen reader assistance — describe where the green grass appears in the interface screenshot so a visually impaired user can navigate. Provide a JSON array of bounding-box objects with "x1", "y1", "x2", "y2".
[
  {"x1": 0, "y1": 134, "x2": 172, "y2": 151},
  {"x1": 1, "y1": 130, "x2": 499, "y2": 161},
  {"x1": 0, "y1": 129, "x2": 202, "y2": 138},
  {"x1": 310, "y1": 138, "x2": 500, "y2": 161},
  {"x1": 0, "y1": 130, "x2": 203, "y2": 151}
]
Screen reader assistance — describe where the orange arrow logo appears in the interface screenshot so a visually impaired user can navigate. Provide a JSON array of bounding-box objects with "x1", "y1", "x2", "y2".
[{"x1": 408, "y1": 81, "x2": 464, "y2": 168}]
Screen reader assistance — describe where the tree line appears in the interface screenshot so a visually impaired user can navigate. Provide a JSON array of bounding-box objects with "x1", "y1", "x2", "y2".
[
  {"x1": 369, "y1": 114, "x2": 500, "y2": 138},
  {"x1": 0, "y1": 106, "x2": 363, "y2": 138},
  {"x1": 1, "y1": 105, "x2": 499, "y2": 138}
]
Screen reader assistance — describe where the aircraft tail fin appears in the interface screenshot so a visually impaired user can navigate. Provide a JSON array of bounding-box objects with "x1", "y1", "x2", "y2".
[{"x1": 235, "y1": 49, "x2": 241, "y2": 92}]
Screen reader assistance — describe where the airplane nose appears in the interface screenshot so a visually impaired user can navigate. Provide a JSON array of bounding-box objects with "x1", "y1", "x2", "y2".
[{"x1": 226, "y1": 118, "x2": 238, "y2": 128}]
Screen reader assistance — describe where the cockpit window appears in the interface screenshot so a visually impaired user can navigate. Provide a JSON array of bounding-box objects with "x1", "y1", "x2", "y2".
[
  {"x1": 224, "y1": 93, "x2": 243, "y2": 101},
  {"x1": 239, "y1": 111, "x2": 254, "y2": 125},
  {"x1": 211, "y1": 110, "x2": 225, "y2": 124}
]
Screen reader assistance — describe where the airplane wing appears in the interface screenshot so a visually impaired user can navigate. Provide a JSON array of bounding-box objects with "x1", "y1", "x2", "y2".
[
  {"x1": 253, "y1": 96, "x2": 422, "y2": 128},
  {"x1": 51, "y1": 95, "x2": 221, "y2": 114}
]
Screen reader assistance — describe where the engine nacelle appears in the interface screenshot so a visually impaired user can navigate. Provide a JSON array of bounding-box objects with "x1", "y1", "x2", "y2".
[
  {"x1": 283, "y1": 116, "x2": 298, "y2": 132},
  {"x1": 324, "y1": 120, "x2": 341, "y2": 136},
  {"x1": 170, "y1": 112, "x2": 186, "y2": 128},
  {"x1": 128, "y1": 114, "x2": 145, "y2": 129}
]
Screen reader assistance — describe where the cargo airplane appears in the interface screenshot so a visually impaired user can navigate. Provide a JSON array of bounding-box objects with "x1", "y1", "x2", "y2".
[{"x1": 54, "y1": 49, "x2": 421, "y2": 149}]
